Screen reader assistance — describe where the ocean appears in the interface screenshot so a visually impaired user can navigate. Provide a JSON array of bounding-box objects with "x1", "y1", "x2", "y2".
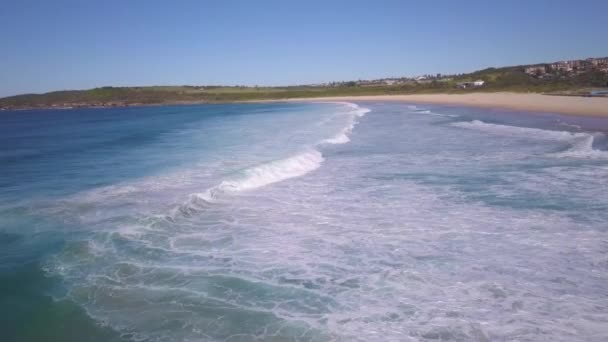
[{"x1": 1, "y1": 102, "x2": 607, "y2": 341}]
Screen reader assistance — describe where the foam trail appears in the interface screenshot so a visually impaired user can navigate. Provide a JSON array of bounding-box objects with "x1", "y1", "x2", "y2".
[
  {"x1": 451, "y1": 120, "x2": 585, "y2": 141},
  {"x1": 171, "y1": 150, "x2": 324, "y2": 217},
  {"x1": 323, "y1": 131, "x2": 351, "y2": 144},
  {"x1": 550, "y1": 135, "x2": 608, "y2": 159},
  {"x1": 329, "y1": 101, "x2": 371, "y2": 117},
  {"x1": 403, "y1": 104, "x2": 458, "y2": 117},
  {"x1": 323, "y1": 119, "x2": 357, "y2": 144},
  {"x1": 412, "y1": 109, "x2": 458, "y2": 118},
  {"x1": 453, "y1": 120, "x2": 608, "y2": 159},
  {"x1": 30, "y1": 102, "x2": 608, "y2": 341},
  {"x1": 322, "y1": 103, "x2": 370, "y2": 145},
  {"x1": 557, "y1": 120, "x2": 582, "y2": 130},
  {"x1": 173, "y1": 102, "x2": 369, "y2": 217},
  {"x1": 207, "y1": 150, "x2": 324, "y2": 195}
]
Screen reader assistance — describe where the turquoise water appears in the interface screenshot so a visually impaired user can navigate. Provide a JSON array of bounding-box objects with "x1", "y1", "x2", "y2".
[{"x1": 1, "y1": 102, "x2": 607, "y2": 341}]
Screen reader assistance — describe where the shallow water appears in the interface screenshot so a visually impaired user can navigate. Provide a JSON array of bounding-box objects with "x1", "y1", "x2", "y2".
[{"x1": 1, "y1": 102, "x2": 607, "y2": 341}]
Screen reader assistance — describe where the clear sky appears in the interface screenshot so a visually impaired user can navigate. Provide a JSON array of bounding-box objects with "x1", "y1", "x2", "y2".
[{"x1": 1, "y1": 0, "x2": 606, "y2": 97}]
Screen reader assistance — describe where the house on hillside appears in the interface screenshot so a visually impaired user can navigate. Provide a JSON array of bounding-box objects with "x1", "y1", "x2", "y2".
[
  {"x1": 525, "y1": 65, "x2": 547, "y2": 75},
  {"x1": 589, "y1": 57, "x2": 608, "y2": 68},
  {"x1": 552, "y1": 62, "x2": 573, "y2": 72},
  {"x1": 457, "y1": 80, "x2": 485, "y2": 89}
]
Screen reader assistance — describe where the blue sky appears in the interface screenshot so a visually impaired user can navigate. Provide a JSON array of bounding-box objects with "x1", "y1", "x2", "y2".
[{"x1": 1, "y1": 0, "x2": 606, "y2": 97}]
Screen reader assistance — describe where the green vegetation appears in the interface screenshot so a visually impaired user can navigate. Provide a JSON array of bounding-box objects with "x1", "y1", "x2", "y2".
[
  {"x1": 1, "y1": 64, "x2": 607, "y2": 110},
  {"x1": 452, "y1": 66, "x2": 608, "y2": 93}
]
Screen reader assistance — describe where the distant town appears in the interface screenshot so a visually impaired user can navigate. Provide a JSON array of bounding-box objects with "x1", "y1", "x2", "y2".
[
  {"x1": 524, "y1": 57, "x2": 608, "y2": 78},
  {"x1": 312, "y1": 57, "x2": 608, "y2": 89}
]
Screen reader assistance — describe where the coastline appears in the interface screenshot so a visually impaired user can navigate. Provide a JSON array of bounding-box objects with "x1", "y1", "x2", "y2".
[
  {"x1": 266, "y1": 93, "x2": 608, "y2": 118},
  {"x1": 3, "y1": 92, "x2": 608, "y2": 119}
]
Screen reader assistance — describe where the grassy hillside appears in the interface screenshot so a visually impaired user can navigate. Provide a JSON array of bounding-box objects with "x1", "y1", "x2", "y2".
[
  {"x1": 451, "y1": 66, "x2": 608, "y2": 93},
  {"x1": 1, "y1": 65, "x2": 607, "y2": 110}
]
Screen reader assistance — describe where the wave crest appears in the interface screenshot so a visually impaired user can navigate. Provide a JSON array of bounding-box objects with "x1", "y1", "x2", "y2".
[
  {"x1": 321, "y1": 103, "x2": 370, "y2": 145},
  {"x1": 451, "y1": 120, "x2": 580, "y2": 141},
  {"x1": 209, "y1": 150, "x2": 324, "y2": 196},
  {"x1": 549, "y1": 135, "x2": 608, "y2": 159},
  {"x1": 452, "y1": 120, "x2": 608, "y2": 159},
  {"x1": 172, "y1": 150, "x2": 324, "y2": 217},
  {"x1": 170, "y1": 102, "x2": 370, "y2": 219}
]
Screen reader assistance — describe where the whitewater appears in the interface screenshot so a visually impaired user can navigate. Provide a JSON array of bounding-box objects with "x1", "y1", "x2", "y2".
[{"x1": 1, "y1": 102, "x2": 607, "y2": 342}]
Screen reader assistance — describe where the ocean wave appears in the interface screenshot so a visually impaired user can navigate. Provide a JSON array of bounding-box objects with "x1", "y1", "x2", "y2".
[
  {"x1": 404, "y1": 105, "x2": 458, "y2": 118},
  {"x1": 323, "y1": 131, "x2": 352, "y2": 144},
  {"x1": 556, "y1": 120, "x2": 582, "y2": 130},
  {"x1": 452, "y1": 120, "x2": 608, "y2": 159},
  {"x1": 321, "y1": 103, "x2": 370, "y2": 145},
  {"x1": 45, "y1": 102, "x2": 371, "y2": 225},
  {"x1": 172, "y1": 102, "x2": 370, "y2": 218},
  {"x1": 549, "y1": 135, "x2": 608, "y2": 159},
  {"x1": 451, "y1": 120, "x2": 582, "y2": 140},
  {"x1": 331, "y1": 102, "x2": 371, "y2": 118},
  {"x1": 171, "y1": 150, "x2": 324, "y2": 218},
  {"x1": 412, "y1": 109, "x2": 458, "y2": 118},
  {"x1": 322, "y1": 118, "x2": 357, "y2": 144},
  {"x1": 206, "y1": 150, "x2": 324, "y2": 196}
]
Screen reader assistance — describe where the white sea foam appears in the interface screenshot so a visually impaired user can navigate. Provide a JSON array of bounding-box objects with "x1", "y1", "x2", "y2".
[
  {"x1": 172, "y1": 103, "x2": 370, "y2": 218},
  {"x1": 171, "y1": 150, "x2": 325, "y2": 218},
  {"x1": 203, "y1": 150, "x2": 324, "y2": 197},
  {"x1": 339, "y1": 102, "x2": 371, "y2": 118},
  {"x1": 60, "y1": 102, "x2": 370, "y2": 223},
  {"x1": 42, "y1": 102, "x2": 608, "y2": 342},
  {"x1": 557, "y1": 120, "x2": 582, "y2": 130},
  {"x1": 193, "y1": 102, "x2": 368, "y2": 201},
  {"x1": 323, "y1": 119, "x2": 357, "y2": 144},
  {"x1": 452, "y1": 120, "x2": 608, "y2": 159},
  {"x1": 412, "y1": 109, "x2": 458, "y2": 118},
  {"x1": 321, "y1": 103, "x2": 370, "y2": 145},
  {"x1": 549, "y1": 135, "x2": 608, "y2": 159},
  {"x1": 323, "y1": 131, "x2": 352, "y2": 144},
  {"x1": 404, "y1": 104, "x2": 458, "y2": 118},
  {"x1": 452, "y1": 120, "x2": 582, "y2": 141}
]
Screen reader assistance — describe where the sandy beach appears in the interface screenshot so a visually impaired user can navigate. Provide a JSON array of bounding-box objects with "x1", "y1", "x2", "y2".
[{"x1": 278, "y1": 93, "x2": 608, "y2": 118}]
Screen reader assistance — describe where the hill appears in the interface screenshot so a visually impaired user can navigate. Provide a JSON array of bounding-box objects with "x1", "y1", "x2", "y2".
[{"x1": 1, "y1": 59, "x2": 607, "y2": 110}]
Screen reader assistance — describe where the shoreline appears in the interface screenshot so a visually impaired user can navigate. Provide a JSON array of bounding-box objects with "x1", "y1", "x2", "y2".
[
  {"x1": 266, "y1": 93, "x2": 608, "y2": 118},
  {"x1": 3, "y1": 92, "x2": 608, "y2": 118}
]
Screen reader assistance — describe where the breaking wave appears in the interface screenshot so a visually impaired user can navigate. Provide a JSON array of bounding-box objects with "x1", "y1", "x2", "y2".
[
  {"x1": 173, "y1": 102, "x2": 370, "y2": 217},
  {"x1": 405, "y1": 105, "x2": 458, "y2": 118},
  {"x1": 451, "y1": 120, "x2": 581, "y2": 140},
  {"x1": 195, "y1": 150, "x2": 323, "y2": 201},
  {"x1": 171, "y1": 150, "x2": 324, "y2": 217},
  {"x1": 452, "y1": 120, "x2": 608, "y2": 159},
  {"x1": 413, "y1": 109, "x2": 458, "y2": 118},
  {"x1": 322, "y1": 103, "x2": 370, "y2": 145},
  {"x1": 550, "y1": 135, "x2": 608, "y2": 159}
]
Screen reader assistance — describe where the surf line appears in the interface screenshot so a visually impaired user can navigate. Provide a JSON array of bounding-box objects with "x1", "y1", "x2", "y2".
[{"x1": 170, "y1": 103, "x2": 370, "y2": 218}]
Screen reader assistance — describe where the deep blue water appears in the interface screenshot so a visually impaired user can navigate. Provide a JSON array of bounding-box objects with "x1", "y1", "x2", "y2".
[{"x1": 1, "y1": 102, "x2": 607, "y2": 341}]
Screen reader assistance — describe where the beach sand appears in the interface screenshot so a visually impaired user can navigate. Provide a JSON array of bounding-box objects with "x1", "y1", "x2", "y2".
[{"x1": 276, "y1": 93, "x2": 608, "y2": 117}]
